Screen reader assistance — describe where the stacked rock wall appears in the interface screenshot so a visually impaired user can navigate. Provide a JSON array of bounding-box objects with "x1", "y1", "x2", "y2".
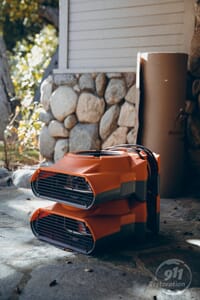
[{"x1": 39, "y1": 72, "x2": 138, "y2": 162}]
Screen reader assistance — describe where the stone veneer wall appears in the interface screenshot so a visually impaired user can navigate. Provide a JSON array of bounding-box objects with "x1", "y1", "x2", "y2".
[{"x1": 39, "y1": 72, "x2": 138, "y2": 162}]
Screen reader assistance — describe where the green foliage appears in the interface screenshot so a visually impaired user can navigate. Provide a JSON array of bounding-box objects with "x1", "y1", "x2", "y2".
[
  {"x1": 1, "y1": 0, "x2": 58, "y2": 166},
  {"x1": 1, "y1": 0, "x2": 58, "y2": 26},
  {"x1": 0, "y1": 141, "x2": 40, "y2": 169},
  {"x1": 3, "y1": 17, "x2": 42, "y2": 51},
  {"x1": 3, "y1": 102, "x2": 43, "y2": 167},
  {"x1": 1, "y1": 0, "x2": 58, "y2": 50},
  {"x1": 1, "y1": 0, "x2": 40, "y2": 23},
  {"x1": 14, "y1": 102, "x2": 43, "y2": 151},
  {"x1": 0, "y1": 0, "x2": 41, "y2": 46},
  {"x1": 5, "y1": 24, "x2": 58, "y2": 158},
  {"x1": 10, "y1": 25, "x2": 58, "y2": 103}
]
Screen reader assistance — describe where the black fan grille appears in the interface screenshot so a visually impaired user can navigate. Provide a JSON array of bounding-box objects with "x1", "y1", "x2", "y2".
[
  {"x1": 31, "y1": 170, "x2": 94, "y2": 208},
  {"x1": 31, "y1": 213, "x2": 94, "y2": 254}
]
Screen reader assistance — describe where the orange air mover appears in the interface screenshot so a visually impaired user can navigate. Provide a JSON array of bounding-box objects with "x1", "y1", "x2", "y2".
[{"x1": 30, "y1": 144, "x2": 160, "y2": 254}]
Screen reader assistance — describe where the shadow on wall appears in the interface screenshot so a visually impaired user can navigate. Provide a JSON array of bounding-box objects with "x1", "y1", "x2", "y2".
[{"x1": 185, "y1": 0, "x2": 200, "y2": 196}]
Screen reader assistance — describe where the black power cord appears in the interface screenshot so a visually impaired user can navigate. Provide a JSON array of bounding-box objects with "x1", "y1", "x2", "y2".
[{"x1": 105, "y1": 144, "x2": 158, "y2": 195}]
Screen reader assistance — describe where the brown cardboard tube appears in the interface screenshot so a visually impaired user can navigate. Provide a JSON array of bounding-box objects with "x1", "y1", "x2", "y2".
[{"x1": 138, "y1": 52, "x2": 188, "y2": 197}]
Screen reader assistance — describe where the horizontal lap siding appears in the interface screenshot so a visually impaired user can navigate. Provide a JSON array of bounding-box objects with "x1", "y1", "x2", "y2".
[{"x1": 68, "y1": 0, "x2": 185, "y2": 70}]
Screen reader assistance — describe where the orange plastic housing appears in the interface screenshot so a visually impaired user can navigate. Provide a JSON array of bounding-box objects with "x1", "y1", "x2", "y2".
[
  {"x1": 30, "y1": 199, "x2": 149, "y2": 254},
  {"x1": 31, "y1": 150, "x2": 150, "y2": 209},
  {"x1": 30, "y1": 147, "x2": 160, "y2": 254}
]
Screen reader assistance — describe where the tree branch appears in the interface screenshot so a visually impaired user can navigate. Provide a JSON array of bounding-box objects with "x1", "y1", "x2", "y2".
[{"x1": 38, "y1": 5, "x2": 59, "y2": 29}]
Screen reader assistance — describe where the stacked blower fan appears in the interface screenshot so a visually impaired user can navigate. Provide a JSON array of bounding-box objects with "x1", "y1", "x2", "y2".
[{"x1": 30, "y1": 144, "x2": 160, "y2": 254}]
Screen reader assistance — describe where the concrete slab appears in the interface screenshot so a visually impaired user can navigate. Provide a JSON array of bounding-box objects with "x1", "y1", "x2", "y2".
[{"x1": 0, "y1": 187, "x2": 200, "y2": 300}]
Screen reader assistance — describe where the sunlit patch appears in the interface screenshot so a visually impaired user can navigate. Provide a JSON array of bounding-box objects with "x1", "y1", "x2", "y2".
[{"x1": 186, "y1": 239, "x2": 200, "y2": 247}]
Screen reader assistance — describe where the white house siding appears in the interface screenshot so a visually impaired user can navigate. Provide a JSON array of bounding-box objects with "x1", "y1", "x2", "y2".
[{"x1": 61, "y1": 0, "x2": 194, "y2": 71}]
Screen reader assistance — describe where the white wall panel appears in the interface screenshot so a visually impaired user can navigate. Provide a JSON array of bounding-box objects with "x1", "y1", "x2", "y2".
[{"x1": 57, "y1": 0, "x2": 194, "y2": 71}]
